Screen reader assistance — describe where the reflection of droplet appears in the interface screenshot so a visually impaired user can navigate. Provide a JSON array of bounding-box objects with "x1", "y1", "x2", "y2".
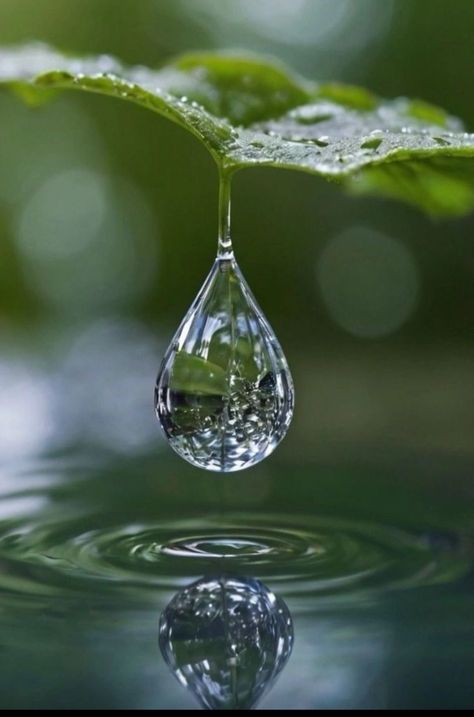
[
  {"x1": 155, "y1": 173, "x2": 293, "y2": 472},
  {"x1": 317, "y1": 227, "x2": 419, "y2": 338},
  {"x1": 159, "y1": 575, "x2": 293, "y2": 710}
]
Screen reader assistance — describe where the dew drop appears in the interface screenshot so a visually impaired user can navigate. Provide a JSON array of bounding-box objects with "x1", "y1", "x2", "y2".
[
  {"x1": 155, "y1": 172, "x2": 294, "y2": 472},
  {"x1": 361, "y1": 136, "x2": 383, "y2": 150},
  {"x1": 316, "y1": 135, "x2": 329, "y2": 147},
  {"x1": 97, "y1": 54, "x2": 115, "y2": 74}
]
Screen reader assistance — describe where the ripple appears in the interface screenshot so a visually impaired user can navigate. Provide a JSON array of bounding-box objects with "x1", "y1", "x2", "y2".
[{"x1": 0, "y1": 512, "x2": 470, "y2": 601}]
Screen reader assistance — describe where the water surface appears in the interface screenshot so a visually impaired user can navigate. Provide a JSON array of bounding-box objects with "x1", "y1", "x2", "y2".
[{"x1": 0, "y1": 447, "x2": 472, "y2": 709}]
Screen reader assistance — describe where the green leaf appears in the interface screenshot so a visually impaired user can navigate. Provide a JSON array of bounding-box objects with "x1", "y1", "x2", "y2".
[
  {"x1": 170, "y1": 352, "x2": 227, "y2": 396},
  {"x1": 1, "y1": 43, "x2": 474, "y2": 216}
]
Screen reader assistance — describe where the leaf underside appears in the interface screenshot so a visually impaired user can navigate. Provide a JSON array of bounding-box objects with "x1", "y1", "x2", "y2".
[{"x1": 1, "y1": 43, "x2": 474, "y2": 216}]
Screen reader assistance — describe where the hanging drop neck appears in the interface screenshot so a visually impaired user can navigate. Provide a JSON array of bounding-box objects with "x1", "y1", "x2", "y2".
[{"x1": 217, "y1": 168, "x2": 234, "y2": 262}]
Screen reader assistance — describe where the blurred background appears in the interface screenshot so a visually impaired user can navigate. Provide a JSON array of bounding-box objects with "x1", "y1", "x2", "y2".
[
  {"x1": 1, "y1": 0, "x2": 474, "y2": 472},
  {"x1": 1, "y1": 2, "x2": 474, "y2": 710}
]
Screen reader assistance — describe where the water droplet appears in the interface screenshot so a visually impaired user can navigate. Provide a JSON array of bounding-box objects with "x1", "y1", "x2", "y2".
[
  {"x1": 316, "y1": 135, "x2": 329, "y2": 147},
  {"x1": 361, "y1": 137, "x2": 383, "y2": 150},
  {"x1": 155, "y1": 259, "x2": 293, "y2": 471},
  {"x1": 288, "y1": 101, "x2": 337, "y2": 126},
  {"x1": 97, "y1": 54, "x2": 115, "y2": 74},
  {"x1": 159, "y1": 575, "x2": 293, "y2": 710},
  {"x1": 155, "y1": 173, "x2": 294, "y2": 472}
]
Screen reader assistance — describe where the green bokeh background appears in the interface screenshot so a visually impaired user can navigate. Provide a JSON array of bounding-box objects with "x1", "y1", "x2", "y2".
[
  {"x1": 0, "y1": 2, "x2": 474, "y2": 709},
  {"x1": 1, "y1": 0, "x2": 474, "y2": 464}
]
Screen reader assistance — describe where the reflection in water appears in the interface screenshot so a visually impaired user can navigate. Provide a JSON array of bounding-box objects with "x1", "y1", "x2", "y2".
[{"x1": 159, "y1": 575, "x2": 293, "y2": 710}]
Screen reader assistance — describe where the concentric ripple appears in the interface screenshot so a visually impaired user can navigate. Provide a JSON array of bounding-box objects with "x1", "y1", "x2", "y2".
[{"x1": 0, "y1": 511, "x2": 470, "y2": 601}]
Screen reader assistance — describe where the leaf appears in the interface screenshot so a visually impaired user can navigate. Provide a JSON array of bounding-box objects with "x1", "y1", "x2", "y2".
[
  {"x1": 1, "y1": 43, "x2": 474, "y2": 216},
  {"x1": 170, "y1": 352, "x2": 227, "y2": 396}
]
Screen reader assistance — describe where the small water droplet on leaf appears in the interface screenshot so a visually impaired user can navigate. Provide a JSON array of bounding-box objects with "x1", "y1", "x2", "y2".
[
  {"x1": 315, "y1": 135, "x2": 330, "y2": 147},
  {"x1": 361, "y1": 137, "x2": 383, "y2": 150}
]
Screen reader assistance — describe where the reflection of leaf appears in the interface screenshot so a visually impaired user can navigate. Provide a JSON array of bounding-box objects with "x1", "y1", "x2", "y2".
[
  {"x1": 170, "y1": 352, "x2": 227, "y2": 395},
  {"x1": 2, "y1": 43, "x2": 474, "y2": 215},
  {"x1": 207, "y1": 331, "x2": 259, "y2": 382}
]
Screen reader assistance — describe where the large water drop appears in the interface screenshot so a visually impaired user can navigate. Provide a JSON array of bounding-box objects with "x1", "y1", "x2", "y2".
[
  {"x1": 155, "y1": 172, "x2": 294, "y2": 472},
  {"x1": 159, "y1": 575, "x2": 294, "y2": 710}
]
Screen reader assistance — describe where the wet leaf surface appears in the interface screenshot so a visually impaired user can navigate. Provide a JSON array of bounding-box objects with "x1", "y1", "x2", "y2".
[{"x1": 2, "y1": 44, "x2": 474, "y2": 215}]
